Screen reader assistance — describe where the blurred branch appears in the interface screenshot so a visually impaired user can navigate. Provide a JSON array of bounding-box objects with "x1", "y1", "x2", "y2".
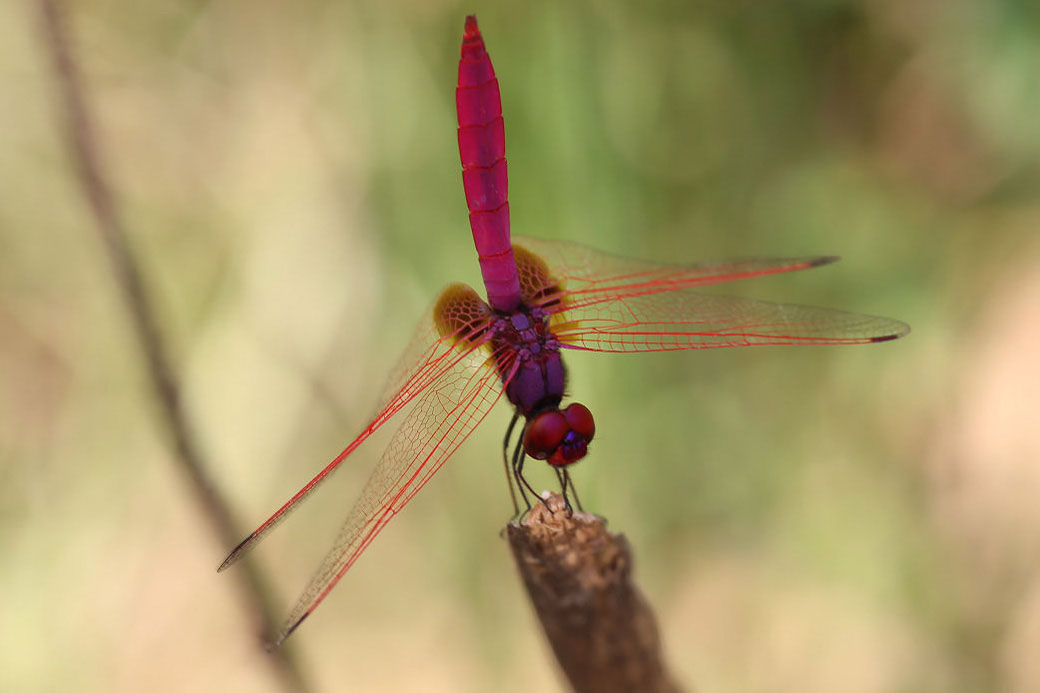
[
  {"x1": 35, "y1": 2, "x2": 308, "y2": 690},
  {"x1": 507, "y1": 493, "x2": 684, "y2": 693}
]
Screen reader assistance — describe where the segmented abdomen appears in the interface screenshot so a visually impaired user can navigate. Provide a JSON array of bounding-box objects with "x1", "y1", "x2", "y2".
[{"x1": 457, "y1": 16, "x2": 522, "y2": 313}]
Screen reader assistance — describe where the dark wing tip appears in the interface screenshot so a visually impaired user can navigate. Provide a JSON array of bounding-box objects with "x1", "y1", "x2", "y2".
[
  {"x1": 216, "y1": 532, "x2": 256, "y2": 572},
  {"x1": 809, "y1": 255, "x2": 841, "y2": 268},
  {"x1": 266, "y1": 613, "x2": 310, "y2": 651},
  {"x1": 871, "y1": 320, "x2": 911, "y2": 342}
]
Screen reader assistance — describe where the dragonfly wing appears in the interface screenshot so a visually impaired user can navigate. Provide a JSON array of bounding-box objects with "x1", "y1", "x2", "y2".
[
  {"x1": 219, "y1": 288, "x2": 493, "y2": 572},
  {"x1": 273, "y1": 340, "x2": 512, "y2": 645},
  {"x1": 552, "y1": 290, "x2": 908, "y2": 352},
  {"x1": 514, "y1": 235, "x2": 839, "y2": 310},
  {"x1": 509, "y1": 236, "x2": 907, "y2": 351}
]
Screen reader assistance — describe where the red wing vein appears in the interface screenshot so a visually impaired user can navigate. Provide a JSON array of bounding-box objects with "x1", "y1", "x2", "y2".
[
  {"x1": 554, "y1": 292, "x2": 908, "y2": 352},
  {"x1": 218, "y1": 315, "x2": 493, "y2": 572},
  {"x1": 272, "y1": 346, "x2": 516, "y2": 644}
]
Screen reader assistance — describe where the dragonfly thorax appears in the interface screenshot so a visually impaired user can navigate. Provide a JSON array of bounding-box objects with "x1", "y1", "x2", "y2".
[
  {"x1": 491, "y1": 307, "x2": 565, "y2": 416},
  {"x1": 491, "y1": 307, "x2": 558, "y2": 355}
]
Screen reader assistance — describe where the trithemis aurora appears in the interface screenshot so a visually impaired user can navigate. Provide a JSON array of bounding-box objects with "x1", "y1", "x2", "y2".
[{"x1": 219, "y1": 15, "x2": 908, "y2": 646}]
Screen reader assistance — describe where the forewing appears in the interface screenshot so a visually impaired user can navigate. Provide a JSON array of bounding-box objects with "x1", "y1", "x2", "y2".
[
  {"x1": 514, "y1": 236, "x2": 838, "y2": 311},
  {"x1": 273, "y1": 339, "x2": 514, "y2": 645}
]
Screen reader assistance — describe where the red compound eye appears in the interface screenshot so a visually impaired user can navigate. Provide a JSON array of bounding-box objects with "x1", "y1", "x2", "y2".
[
  {"x1": 523, "y1": 411, "x2": 568, "y2": 460},
  {"x1": 564, "y1": 403, "x2": 595, "y2": 441}
]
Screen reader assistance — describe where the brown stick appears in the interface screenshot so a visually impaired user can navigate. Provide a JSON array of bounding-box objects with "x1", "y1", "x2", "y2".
[
  {"x1": 507, "y1": 493, "x2": 685, "y2": 693},
  {"x1": 35, "y1": 2, "x2": 308, "y2": 690}
]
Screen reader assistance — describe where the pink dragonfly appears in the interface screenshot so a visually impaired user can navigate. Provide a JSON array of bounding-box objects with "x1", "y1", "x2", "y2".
[{"x1": 219, "y1": 15, "x2": 908, "y2": 646}]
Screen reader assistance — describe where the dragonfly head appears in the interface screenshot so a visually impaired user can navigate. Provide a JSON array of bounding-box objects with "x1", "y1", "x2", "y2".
[{"x1": 523, "y1": 403, "x2": 596, "y2": 467}]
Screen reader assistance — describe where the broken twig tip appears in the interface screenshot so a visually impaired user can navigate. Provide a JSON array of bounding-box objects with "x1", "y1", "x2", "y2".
[{"x1": 506, "y1": 492, "x2": 683, "y2": 693}]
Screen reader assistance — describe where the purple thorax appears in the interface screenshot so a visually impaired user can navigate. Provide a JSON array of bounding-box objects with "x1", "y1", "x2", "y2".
[{"x1": 490, "y1": 306, "x2": 565, "y2": 416}]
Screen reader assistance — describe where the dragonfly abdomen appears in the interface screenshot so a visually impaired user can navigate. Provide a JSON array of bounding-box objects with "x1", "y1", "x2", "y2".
[{"x1": 457, "y1": 16, "x2": 522, "y2": 314}]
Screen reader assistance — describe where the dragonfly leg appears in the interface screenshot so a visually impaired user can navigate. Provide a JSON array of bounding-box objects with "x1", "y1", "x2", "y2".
[
  {"x1": 511, "y1": 426, "x2": 552, "y2": 516},
  {"x1": 517, "y1": 452, "x2": 550, "y2": 516},
  {"x1": 502, "y1": 412, "x2": 522, "y2": 516},
  {"x1": 510, "y1": 430, "x2": 533, "y2": 518},
  {"x1": 554, "y1": 468, "x2": 574, "y2": 516},
  {"x1": 564, "y1": 468, "x2": 584, "y2": 513}
]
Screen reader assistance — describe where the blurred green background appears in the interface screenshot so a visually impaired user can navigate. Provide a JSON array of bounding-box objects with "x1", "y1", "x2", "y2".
[{"x1": 3, "y1": 0, "x2": 1040, "y2": 691}]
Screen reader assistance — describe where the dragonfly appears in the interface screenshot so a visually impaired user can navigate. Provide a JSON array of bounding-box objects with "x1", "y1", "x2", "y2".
[{"x1": 219, "y1": 15, "x2": 908, "y2": 646}]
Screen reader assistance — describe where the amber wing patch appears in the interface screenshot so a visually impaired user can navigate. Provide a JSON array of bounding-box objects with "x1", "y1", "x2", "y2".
[
  {"x1": 433, "y1": 283, "x2": 493, "y2": 348},
  {"x1": 513, "y1": 244, "x2": 565, "y2": 310}
]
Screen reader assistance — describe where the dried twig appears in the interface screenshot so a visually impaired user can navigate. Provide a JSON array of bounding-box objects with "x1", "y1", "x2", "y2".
[
  {"x1": 35, "y1": 2, "x2": 308, "y2": 690},
  {"x1": 507, "y1": 493, "x2": 684, "y2": 693}
]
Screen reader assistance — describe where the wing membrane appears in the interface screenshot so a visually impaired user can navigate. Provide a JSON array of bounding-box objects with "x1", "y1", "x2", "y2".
[
  {"x1": 515, "y1": 236, "x2": 837, "y2": 310},
  {"x1": 273, "y1": 341, "x2": 514, "y2": 644},
  {"x1": 218, "y1": 293, "x2": 492, "y2": 572},
  {"x1": 554, "y1": 291, "x2": 908, "y2": 352},
  {"x1": 512, "y1": 237, "x2": 907, "y2": 351}
]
